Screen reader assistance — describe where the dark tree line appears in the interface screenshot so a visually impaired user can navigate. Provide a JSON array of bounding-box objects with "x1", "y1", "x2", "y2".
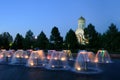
[
  {"x1": 84, "y1": 23, "x2": 120, "y2": 53},
  {"x1": 0, "y1": 24, "x2": 120, "y2": 53}
]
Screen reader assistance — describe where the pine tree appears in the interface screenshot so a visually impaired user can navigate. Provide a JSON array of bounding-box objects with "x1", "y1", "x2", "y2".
[
  {"x1": 0, "y1": 32, "x2": 13, "y2": 49},
  {"x1": 84, "y1": 24, "x2": 100, "y2": 51},
  {"x1": 103, "y1": 23, "x2": 119, "y2": 51},
  {"x1": 12, "y1": 33, "x2": 24, "y2": 50},
  {"x1": 37, "y1": 31, "x2": 49, "y2": 49},
  {"x1": 24, "y1": 30, "x2": 35, "y2": 49},
  {"x1": 64, "y1": 29, "x2": 79, "y2": 52},
  {"x1": 50, "y1": 26, "x2": 63, "y2": 50}
]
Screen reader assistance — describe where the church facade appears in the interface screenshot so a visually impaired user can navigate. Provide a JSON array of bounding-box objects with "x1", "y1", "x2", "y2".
[{"x1": 75, "y1": 16, "x2": 88, "y2": 45}]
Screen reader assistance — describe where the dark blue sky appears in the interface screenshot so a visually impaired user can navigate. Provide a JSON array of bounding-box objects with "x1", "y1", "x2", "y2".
[{"x1": 0, "y1": 0, "x2": 120, "y2": 38}]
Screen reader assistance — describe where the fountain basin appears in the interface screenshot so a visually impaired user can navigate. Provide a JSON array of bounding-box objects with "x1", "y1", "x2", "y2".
[{"x1": 71, "y1": 67, "x2": 102, "y2": 74}]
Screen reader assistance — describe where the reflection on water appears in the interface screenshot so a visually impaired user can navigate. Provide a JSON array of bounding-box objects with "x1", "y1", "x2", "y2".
[{"x1": 0, "y1": 59, "x2": 119, "y2": 80}]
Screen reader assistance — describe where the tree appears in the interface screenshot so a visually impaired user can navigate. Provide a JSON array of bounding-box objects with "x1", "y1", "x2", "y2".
[
  {"x1": 12, "y1": 33, "x2": 24, "y2": 50},
  {"x1": 24, "y1": 30, "x2": 35, "y2": 49},
  {"x1": 84, "y1": 24, "x2": 101, "y2": 51},
  {"x1": 0, "y1": 34, "x2": 3, "y2": 48},
  {"x1": 36, "y1": 31, "x2": 49, "y2": 49},
  {"x1": 64, "y1": 29, "x2": 79, "y2": 52},
  {"x1": 117, "y1": 32, "x2": 120, "y2": 51},
  {"x1": 49, "y1": 26, "x2": 63, "y2": 50},
  {"x1": 0, "y1": 32, "x2": 13, "y2": 49},
  {"x1": 103, "y1": 23, "x2": 119, "y2": 51}
]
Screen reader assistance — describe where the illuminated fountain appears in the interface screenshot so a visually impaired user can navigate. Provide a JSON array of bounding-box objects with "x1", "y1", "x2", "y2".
[
  {"x1": 72, "y1": 50, "x2": 101, "y2": 74},
  {"x1": 27, "y1": 50, "x2": 46, "y2": 67},
  {"x1": 87, "y1": 51, "x2": 95, "y2": 62},
  {"x1": 10, "y1": 50, "x2": 30, "y2": 65},
  {"x1": 94, "y1": 50, "x2": 112, "y2": 63},
  {"x1": 0, "y1": 50, "x2": 14, "y2": 63},
  {"x1": 63, "y1": 50, "x2": 74, "y2": 60},
  {"x1": 46, "y1": 51, "x2": 70, "y2": 70},
  {"x1": 0, "y1": 50, "x2": 7, "y2": 62},
  {"x1": 47, "y1": 50, "x2": 56, "y2": 60}
]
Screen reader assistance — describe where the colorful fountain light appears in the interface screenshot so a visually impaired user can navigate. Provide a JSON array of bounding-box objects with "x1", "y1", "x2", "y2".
[
  {"x1": 47, "y1": 50, "x2": 56, "y2": 60},
  {"x1": 0, "y1": 50, "x2": 6, "y2": 60},
  {"x1": 47, "y1": 51, "x2": 69, "y2": 70},
  {"x1": 73, "y1": 50, "x2": 101, "y2": 74},
  {"x1": 75, "y1": 50, "x2": 88, "y2": 71},
  {"x1": 94, "y1": 50, "x2": 112, "y2": 63},
  {"x1": 63, "y1": 50, "x2": 73, "y2": 60},
  {"x1": 27, "y1": 50, "x2": 46, "y2": 67},
  {"x1": 0, "y1": 50, "x2": 14, "y2": 63},
  {"x1": 10, "y1": 50, "x2": 30, "y2": 64},
  {"x1": 87, "y1": 51, "x2": 95, "y2": 62}
]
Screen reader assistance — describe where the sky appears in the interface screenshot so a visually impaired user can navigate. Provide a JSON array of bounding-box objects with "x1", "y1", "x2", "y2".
[{"x1": 0, "y1": 0, "x2": 120, "y2": 39}]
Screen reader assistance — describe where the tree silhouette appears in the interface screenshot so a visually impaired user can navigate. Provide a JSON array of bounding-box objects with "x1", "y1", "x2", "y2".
[
  {"x1": 24, "y1": 30, "x2": 35, "y2": 49},
  {"x1": 64, "y1": 29, "x2": 79, "y2": 52},
  {"x1": 0, "y1": 32, "x2": 13, "y2": 49},
  {"x1": 50, "y1": 26, "x2": 63, "y2": 50},
  {"x1": 36, "y1": 31, "x2": 49, "y2": 49},
  {"x1": 84, "y1": 24, "x2": 101, "y2": 51},
  {"x1": 103, "y1": 23, "x2": 119, "y2": 51},
  {"x1": 12, "y1": 33, "x2": 24, "y2": 50}
]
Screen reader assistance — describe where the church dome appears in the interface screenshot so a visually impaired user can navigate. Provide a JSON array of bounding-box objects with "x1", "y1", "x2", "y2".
[
  {"x1": 78, "y1": 16, "x2": 85, "y2": 23},
  {"x1": 78, "y1": 16, "x2": 85, "y2": 21}
]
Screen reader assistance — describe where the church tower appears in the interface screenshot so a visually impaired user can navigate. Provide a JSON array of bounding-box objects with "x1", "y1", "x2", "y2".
[
  {"x1": 75, "y1": 16, "x2": 87, "y2": 45},
  {"x1": 78, "y1": 16, "x2": 85, "y2": 29}
]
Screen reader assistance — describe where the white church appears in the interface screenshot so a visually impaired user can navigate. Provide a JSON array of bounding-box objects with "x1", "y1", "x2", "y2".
[{"x1": 75, "y1": 16, "x2": 88, "y2": 45}]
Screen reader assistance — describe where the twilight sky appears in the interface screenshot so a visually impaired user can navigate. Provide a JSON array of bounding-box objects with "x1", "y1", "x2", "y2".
[{"x1": 0, "y1": 0, "x2": 120, "y2": 38}]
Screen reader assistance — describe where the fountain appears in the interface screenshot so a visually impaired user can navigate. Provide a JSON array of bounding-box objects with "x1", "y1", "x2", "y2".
[
  {"x1": 0, "y1": 50, "x2": 6, "y2": 62},
  {"x1": 94, "y1": 50, "x2": 112, "y2": 63},
  {"x1": 46, "y1": 51, "x2": 70, "y2": 70},
  {"x1": 27, "y1": 50, "x2": 46, "y2": 67},
  {"x1": 63, "y1": 50, "x2": 74, "y2": 60},
  {"x1": 10, "y1": 50, "x2": 30, "y2": 65},
  {"x1": 47, "y1": 50, "x2": 56, "y2": 60},
  {"x1": 0, "y1": 50, "x2": 14, "y2": 63},
  {"x1": 87, "y1": 51, "x2": 95, "y2": 62},
  {"x1": 72, "y1": 50, "x2": 101, "y2": 74}
]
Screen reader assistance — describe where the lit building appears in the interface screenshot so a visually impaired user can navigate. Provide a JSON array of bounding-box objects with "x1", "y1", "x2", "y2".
[{"x1": 75, "y1": 16, "x2": 88, "y2": 45}]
